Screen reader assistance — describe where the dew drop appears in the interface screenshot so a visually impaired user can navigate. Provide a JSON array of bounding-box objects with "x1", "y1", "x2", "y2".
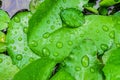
[
  {"x1": 43, "y1": 32, "x2": 50, "y2": 39},
  {"x1": 14, "y1": 17, "x2": 20, "y2": 23},
  {"x1": 102, "y1": 25, "x2": 109, "y2": 32},
  {"x1": 68, "y1": 41, "x2": 73, "y2": 45},
  {"x1": 16, "y1": 54, "x2": 23, "y2": 60},
  {"x1": 100, "y1": 44, "x2": 108, "y2": 51},
  {"x1": 18, "y1": 37, "x2": 22, "y2": 41},
  {"x1": 81, "y1": 55, "x2": 89, "y2": 67},
  {"x1": 30, "y1": 40, "x2": 38, "y2": 47},
  {"x1": 54, "y1": 52, "x2": 59, "y2": 56},
  {"x1": 42, "y1": 48, "x2": 50, "y2": 56},
  {"x1": 47, "y1": 20, "x2": 50, "y2": 24},
  {"x1": 29, "y1": 57, "x2": 34, "y2": 62},
  {"x1": 90, "y1": 67, "x2": 95, "y2": 73},
  {"x1": 75, "y1": 67, "x2": 81, "y2": 71},
  {"x1": 10, "y1": 40, "x2": 15, "y2": 44},
  {"x1": 56, "y1": 42, "x2": 63, "y2": 48},
  {"x1": 51, "y1": 25, "x2": 55, "y2": 30},
  {"x1": 116, "y1": 43, "x2": 120, "y2": 48},
  {"x1": 23, "y1": 27, "x2": 28, "y2": 33},
  {"x1": 24, "y1": 47, "x2": 28, "y2": 51},
  {"x1": 109, "y1": 31, "x2": 115, "y2": 39}
]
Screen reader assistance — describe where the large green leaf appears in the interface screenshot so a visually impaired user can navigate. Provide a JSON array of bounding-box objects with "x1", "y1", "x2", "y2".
[
  {"x1": 6, "y1": 11, "x2": 40, "y2": 69},
  {"x1": 0, "y1": 54, "x2": 19, "y2": 80},
  {"x1": 103, "y1": 48, "x2": 120, "y2": 80},
  {"x1": 28, "y1": 0, "x2": 88, "y2": 62},
  {"x1": 61, "y1": 39, "x2": 103, "y2": 80},
  {"x1": 13, "y1": 58, "x2": 56, "y2": 80}
]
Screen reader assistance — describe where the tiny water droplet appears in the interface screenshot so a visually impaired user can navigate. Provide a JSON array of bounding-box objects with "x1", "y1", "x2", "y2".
[
  {"x1": 56, "y1": 42, "x2": 63, "y2": 48},
  {"x1": 30, "y1": 41, "x2": 38, "y2": 47},
  {"x1": 47, "y1": 20, "x2": 50, "y2": 24},
  {"x1": 96, "y1": 30, "x2": 99, "y2": 33},
  {"x1": 90, "y1": 67, "x2": 95, "y2": 73},
  {"x1": 24, "y1": 47, "x2": 28, "y2": 51},
  {"x1": 16, "y1": 54, "x2": 23, "y2": 60},
  {"x1": 29, "y1": 57, "x2": 34, "y2": 62},
  {"x1": 68, "y1": 41, "x2": 73, "y2": 45},
  {"x1": 18, "y1": 37, "x2": 22, "y2": 41},
  {"x1": 51, "y1": 25, "x2": 55, "y2": 30},
  {"x1": 116, "y1": 43, "x2": 120, "y2": 48},
  {"x1": 81, "y1": 55, "x2": 89, "y2": 67},
  {"x1": 109, "y1": 31, "x2": 115, "y2": 39},
  {"x1": 14, "y1": 17, "x2": 20, "y2": 23},
  {"x1": 43, "y1": 32, "x2": 50, "y2": 38},
  {"x1": 23, "y1": 27, "x2": 28, "y2": 33},
  {"x1": 54, "y1": 52, "x2": 59, "y2": 56},
  {"x1": 75, "y1": 67, "x2": 81, "y2": 71},
  {"x1": 42, "y1": 48, "x2": 50, "y2": 56},
  {"x1": 100, "y1": 44, "x2": 108, "y2": 51},
  {"x1": 102, "y1": 25, "x2": 109, "y2": 32},
  {"x1": 0, "y1": 58, "x2": 3, "y2": 63}
]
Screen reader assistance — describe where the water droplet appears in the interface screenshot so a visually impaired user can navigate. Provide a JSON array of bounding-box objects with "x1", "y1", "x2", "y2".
[
  {"x1": 51, "y1": 25, "x2": 55, "y2": 30},
  {"x1": 14, "y1": 17, "x2": 20, "y2": 23},
  {"x1": 90, "y1": 67, "x2": 95, "y2": 73},
  {"x1": 68, "y1": 41, "x2": 73, "y2": 45},
  {"x1": 81, "y1": 55, "x2": 89, "y2": 67},
  {"x1": 16, "y1": 54, "x2": 23, "y2": 60},
  {"x1": 116, "y1": 43, "x2": 120, "y2": 48},
  {"x1": 56, "y1": 42, "x2": 63, "y2": 48},
  {"x1": 47, "y1": 20, "x2": 50, "y2": 24},
  {"x1": 30, "y1": 41, "x2": 38, "y2": 47},
  {"x1": 23, "y1": 27, "x2": 28, "y2": 33},
  {"x1": 42, "y1": 48, "x2": 50, "y2": 56},
  {"x1": 63, "y1": 0, "x2": 66, "y2": 3},
  {"x1": 18, "y1": 37, "x2": 22, "y2": 41},
  {"x1": 100, "y1": 44, "x2": 108, "y2": 51},
  {"x1": 102, "y1": 25, "x2": 109, "y2": 32},
  {"x1": 54, "y1": 52, "x2": 59, "y2": 56},
  {"x1": 96, "y1": 30, "x2": 99, "y2": 33},
  {"x1": 13, "y1": 46, "x2": 16, "y2": 50},
  {"x1": 43, "y1": 32, "x2": 50, "y2": 38},
  {"x1": 24, "y1": 47, "x2": 28, "y2": 51},
  {"x1": 75, "y1": 67, "x2": 81, "y2": 71},
  {"x1": 109, "y1": 31, "x2": 115, "y2": 39},
  {"x1": 29, "y1": 57, "x2": 34, "y2": 62},
  {"x1": 0, "y1": 58, "x2": 3, "y2": 63}
]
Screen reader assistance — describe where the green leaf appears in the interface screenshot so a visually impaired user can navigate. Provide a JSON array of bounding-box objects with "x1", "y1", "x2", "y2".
[
  {"x1": 13, "y1": 58, "x2": 56, "y2": 80},
  {"x1": 61, "y1": 39, "x2": 103, "y2": 80},
  {"x1": 6, "y1": 11, "x2": 40, "y2": 69},
  {"x1": 103, "y1": 48, "x2": 120, "y2": 80},
  {"x1": 0, "y1": 9, "x2": 10, "y2": 30},
  {"x1": 100, "y1": 0, "x2": 120, "y2": 6},
  {"x1": 50, "y1": 69, "x2": 75, "y2": 80},
  {"x1": 0, "y1": 54, "x2": 19, "y2": 80},
  {"x1": 28, "y1": 0, "x2": 88, "y2": 62}
]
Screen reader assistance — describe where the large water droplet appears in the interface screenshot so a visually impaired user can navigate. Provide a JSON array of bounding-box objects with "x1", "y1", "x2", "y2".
[
  {"x1": 60, "y1": 8, "x2": 84, "y2": 28},
  {"x1": 102, "y1": 25, "x2": 109, "y2": 32},
  {"x1": 16, "y1": 54, "x2": 23, "y2": 60},
  {"x1": 42, "y1": 48, "x2": 50, "y2": 56},
  {"x1": 43, "y1": 32, "x2": 50, "y2": 39},
  {"x1": 100, "y1": 44, "x2": 108, "y2": 51},
  {"x1": 14, "y1": 17, "x2": 20, "y2": 23},
  {"x1": 109, "y1": 31, "x2": 115, "y2": 39},
  {"x1": 0, "y1": 58, "x2": 3, "y2": 63},
  {"x1": 81, "y1": 55, "x2": 89, "y2": 67},
  {"x1": 56, "y1": 42, "x2": 63, "y2": 48}
]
